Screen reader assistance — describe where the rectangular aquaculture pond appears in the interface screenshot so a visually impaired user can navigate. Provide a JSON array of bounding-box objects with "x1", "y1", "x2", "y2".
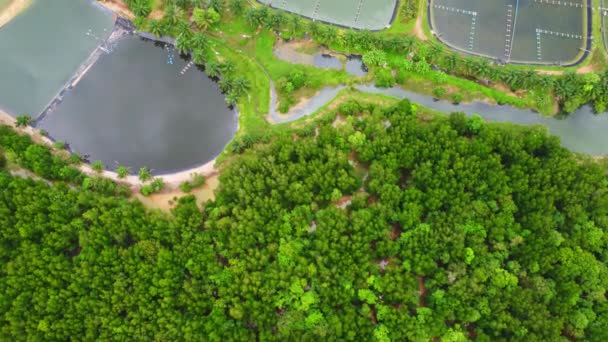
[
  {"x1": 0, "y1": 0, "x2": 114, "y2": 117},
  {"x1": 257, "y1": 0, "x2": 398, "y2": 30},
  {"x1": 429, "y1": 0, "x2": 588, "y2": 65}
]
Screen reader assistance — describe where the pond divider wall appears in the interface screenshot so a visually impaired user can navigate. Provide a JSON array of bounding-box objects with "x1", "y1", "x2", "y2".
[
  {"x1": 34, "y1": 16, "x2": 135, "y2": 124},
  {"x1": 426, "y1": 0, "x2": 592, "y2": 67}
]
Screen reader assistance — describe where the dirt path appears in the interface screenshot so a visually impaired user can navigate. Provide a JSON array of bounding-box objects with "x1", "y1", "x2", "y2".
[
  {"x1": 98, "y1": 0, "x2": 134, "y2": 19},
  {"x1": 0, "y1": 0, "x2": 31, "y2": 28},
  {"x1": 413, "y1": 10, "x2": 428, "y2": 41},
  {"x1": 576, "y1": 64, "x2": 596, "y2": 74}
]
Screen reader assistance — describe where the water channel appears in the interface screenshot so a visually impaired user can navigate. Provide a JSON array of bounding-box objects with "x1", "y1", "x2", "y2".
[{"x1": 273, "y1": 84, "x2": 608, "y2": 155}]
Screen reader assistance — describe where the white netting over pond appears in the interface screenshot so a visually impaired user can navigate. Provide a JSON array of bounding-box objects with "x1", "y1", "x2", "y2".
[
  {"x1": 430, "y1": 0, "x2": 588, "y2": 65},
  {"x1": 258, "y1": 0, "x2": 398, "y2": 30}
]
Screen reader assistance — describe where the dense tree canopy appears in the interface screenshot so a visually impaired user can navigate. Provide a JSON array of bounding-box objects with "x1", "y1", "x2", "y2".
[{"x1": 1, "y1": 99, "x2": 608, "y2": 340}]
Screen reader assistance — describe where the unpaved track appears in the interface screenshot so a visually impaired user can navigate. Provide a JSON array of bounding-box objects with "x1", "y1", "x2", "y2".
[{"x1": 0, "y1": 0, "x2": 31, "y2": 28}]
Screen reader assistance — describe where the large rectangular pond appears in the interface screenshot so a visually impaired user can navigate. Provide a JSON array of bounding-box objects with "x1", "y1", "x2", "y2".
[
  {"x1": 0, "y1": 0, "x2": 114, "y2": 117},
  {"x1": 429, "y1": 0, "x2": 587, "y2": 64},
  {"x1": 258, "y1": 0, "x2": 397, "y2": 30},
  {"x1": 37, "y1": 36, "x2": 237, "y2": 175}
]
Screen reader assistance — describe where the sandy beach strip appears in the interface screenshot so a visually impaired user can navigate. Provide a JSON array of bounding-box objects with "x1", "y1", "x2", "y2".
[{"x1": 0, "y1": 0, "x2": 31, "y2": 29}]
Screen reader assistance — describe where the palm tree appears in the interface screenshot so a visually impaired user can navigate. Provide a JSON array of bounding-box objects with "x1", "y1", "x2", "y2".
[
  {"x1": 219, "y1": 78, "x2": 233, "y2": 93},
  {"x1": 138, "y1": 167, "x2": 152, "y2": 182},
  {"x1": 205, "y1": 61, "x2": 221, "y2": 79},
  {"x1": 401, "y1": 36, "x2": 416, "y2": 54},
  {"x1": 289, "y1": 15, "x2": 303, "y2": 36},
  {"x1": 176, "y1": 20, "x2": 192, "y2": 41},
  {"x1": 163, "y1": 5, "x2": 180, "y2": 27},
  {"x1": 131, "y1": 0, "x2": 151, "y2": 17},
  {"x1": 231, "y1": 76, "x2": 251, "y2": 96},
  {"x1": 244, "y1": 8, "x2": 260, "y2": 28},
  {"x1": 225, "y1": 91, "x2": 239, "y2": 107},
  {"x1": 428, "y1": 44, "x2": 444, "y2": 63},
  {"x1": 148, "y1": 19, "x2": 164, "y2": 37},
  {"x1": 116, "y1": 165, "x2": 130, "y2": 179},
  {"x1": 473, "y1": 60, "x2": 490, "y2": 79},
  {"x1": 191, "y1": 32, "x2": 208, "y2": 50},
  {"x1": 443, "y1": 53, "x2": 458, "y2": 72},
  {"x1": 192, "y1": 48, "x2": 206, "y2": 65},
  {"x1": 176, "y1": 33, "x2": 192, "y2": 55},
  {"x1": 193, "y1": 8, "x2": 212, "y2": 31},
  {"x1": 219, "y1": 61, "x2": 235, "y2": 75},
  {"x1": 229, "y1": 0, "x2": 245, "y2": 15}
]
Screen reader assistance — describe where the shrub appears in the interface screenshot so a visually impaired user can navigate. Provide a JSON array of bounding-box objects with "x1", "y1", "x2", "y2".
[
  {"x1": 91, "y1": 161, "x2": 104, "y2": 173},
  {"x1": 15, "y1": 115, "x2": 32, "y2": 128},
  {"x1": 138, "y1": 167, "x2": 152, "y2": 182},
  {"x1": 116, "y1": 166, "x2": 130, "y2": 179},
  {"x1": 432, "y1": 87, "x2": 446, "y2": 99},
  {"x1": 452, "y1": 93, "x2": 464, "y2": 104},
  {"x1": 53, "y1": 141, "x2": 66, "y2": 150}
]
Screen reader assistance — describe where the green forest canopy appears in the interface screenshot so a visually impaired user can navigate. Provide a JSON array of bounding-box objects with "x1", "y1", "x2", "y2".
[{"x1": 1, "y1": 100, "x2": 608, "y2": 340}]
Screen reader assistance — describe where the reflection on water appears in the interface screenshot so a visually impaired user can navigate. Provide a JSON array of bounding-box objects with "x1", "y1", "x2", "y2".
[
  {"x1": 37, "y1": 36, "x2": 237, "y2": 174},
  {"x1": 345, "y1": 56, "x2": 368, "y2": 76},
  {"x1": 313, "y1": 54, "x2": 342, "y2": 70}
]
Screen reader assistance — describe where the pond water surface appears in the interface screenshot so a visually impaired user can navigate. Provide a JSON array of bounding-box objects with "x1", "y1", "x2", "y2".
[
  {"x1": 37, "y1": 36, "x2": 237, "y2": 174},
  {"x1": 0, "y1": 0, "x2": 114, "y2": 116}
]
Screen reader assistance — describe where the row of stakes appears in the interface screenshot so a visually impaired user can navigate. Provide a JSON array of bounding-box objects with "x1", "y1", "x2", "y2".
[{"x1": 504, "y1": 4, "x2": 514, "y2": 58}]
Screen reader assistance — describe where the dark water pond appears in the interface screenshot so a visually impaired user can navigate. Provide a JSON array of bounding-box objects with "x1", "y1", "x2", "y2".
[
  {"x1": 313, "y1": 54, "x2": 342, "y2": 70},
  {"x1": 312, "y1": 54, "x2": 368, "y2": 76},
  {"x1": 345, "y1": 56, "x2": 368, "y2": 76},
  {"x1": 37, "y1": 36, "x2": 237, "y2": 174}
]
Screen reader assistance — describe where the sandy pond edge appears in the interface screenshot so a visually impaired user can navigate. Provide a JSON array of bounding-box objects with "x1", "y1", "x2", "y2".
[{"x1": 0, "y1": 0, "x2": 31, "y2": 29}]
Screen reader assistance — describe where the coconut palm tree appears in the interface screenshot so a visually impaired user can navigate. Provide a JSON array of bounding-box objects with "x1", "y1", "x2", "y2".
[
  {"x1": 193, "y1": 8, "x2": 213, "y2": 31},
  {"x1": 219, "y1": 61, "x2": 235, "y2": 75},
  {"x1": 138, "y1": 167, "x2": 152, "y2": 182},
  {"x1": 192, "y1": 48, "x2": 206, "y2": 65},
  {"x1": 191, "y1": 32, "x2": 208, "y2": 50},
  {"x1": 231, "y1": 76, "x2": 251, "y2": 96},
  {"x1": 443, "y1": 53, "x2": 458, "y2": 72},
  {"x1": 131, "y1": 0, "x2": 151, "y2": 17},
  {"x1": 163, "y1": 5, "x2": 180, "y2": 27},
  {"x1": 205, "y1": 61, "x2": 221, "y2": 79},
  {"x1": 225, "y1": 91, "x2": 239, "y2": 107},
  {"x1": 176, "y1": 34, "x2": 192, "y2": 55},
  {"x1": 148, "y1": 20, "x2": 163, "y2": 37},
  {"x1": 219, "y1": 78, "x2": 233, "y2": 93}
]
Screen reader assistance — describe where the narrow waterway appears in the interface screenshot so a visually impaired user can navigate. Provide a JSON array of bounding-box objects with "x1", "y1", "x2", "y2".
[{"x1": 274, "y1": 84, "x2": 608, "y2": 155}]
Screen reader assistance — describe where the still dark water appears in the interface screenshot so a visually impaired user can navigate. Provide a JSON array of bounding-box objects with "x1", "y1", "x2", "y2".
[{"x1": 37, "y1": 36, "x2": 237, "y2": 174}]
